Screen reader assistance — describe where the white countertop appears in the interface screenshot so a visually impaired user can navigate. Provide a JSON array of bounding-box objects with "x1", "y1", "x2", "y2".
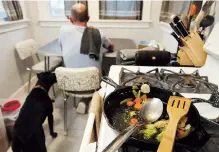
[{"x1": 97, "y1": 54, "x2": 219, "y2": 152}]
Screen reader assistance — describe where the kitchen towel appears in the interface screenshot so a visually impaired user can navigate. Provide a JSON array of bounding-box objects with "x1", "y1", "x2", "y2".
[{"x1": 80, "y1": 27, "x2": 101, "y2": 60}]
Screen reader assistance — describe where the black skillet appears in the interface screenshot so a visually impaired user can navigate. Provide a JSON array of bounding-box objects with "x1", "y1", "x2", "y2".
[{"x1": 102, "y1": 76, "x2": 201, "y2": 150}]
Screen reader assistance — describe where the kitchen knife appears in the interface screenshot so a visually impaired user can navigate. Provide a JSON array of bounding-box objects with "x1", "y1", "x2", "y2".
[
  {"x1": 171, "y1": 32, "x2": 183, "y2": 46},
  {"x1": 170, "y1": 22, "x2": 183, "y2": 37},
  {"x1": 173, "y1": 16, "x2": 190, "y2": 37},
  {"x1": 174, "y1": 23, "x2": 185, "y2": 38}
]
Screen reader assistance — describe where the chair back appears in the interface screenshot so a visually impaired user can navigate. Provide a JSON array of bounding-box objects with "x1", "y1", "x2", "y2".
[
  {"x1": 55, "y1": 67, "x2": 100, "y2": 92},
  {"x1": 15, "y1": 39, "x2": 38, "y2": 60}
]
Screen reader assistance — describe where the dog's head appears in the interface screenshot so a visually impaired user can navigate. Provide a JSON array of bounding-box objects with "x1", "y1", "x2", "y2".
[{"x1": 36, "y1": 72, "x2": 57, "y2": 92}]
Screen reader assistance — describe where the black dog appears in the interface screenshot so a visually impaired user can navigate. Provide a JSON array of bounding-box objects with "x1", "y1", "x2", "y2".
[{"x1": 12, "y1": 72, "x2": 58, "y2": 152}]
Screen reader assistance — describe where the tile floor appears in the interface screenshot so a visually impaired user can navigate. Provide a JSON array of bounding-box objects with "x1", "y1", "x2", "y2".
[{"x1": 7, "y1": 89, "x2": 88, "y2": 152}]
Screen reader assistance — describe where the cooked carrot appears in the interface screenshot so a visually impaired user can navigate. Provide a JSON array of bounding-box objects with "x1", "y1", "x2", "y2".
[
  {"x1": 141, "y1": 94, "x2": 147, "y2": 100},
  {"x1": 177, "y1": 129, "x2": 185, "y2": 137},
  {"x1": 130, "y1": 118, "x2": 138, "y2": 124},
  {"x1": 135, "y1": 98, "x2": 141, "y2": 104},
  {"x1": 127, "y1": 101, "x2": 135, "y2": 107},
  {"x1": 134, "y1": 103, "x2": 143, "y2": 110}
]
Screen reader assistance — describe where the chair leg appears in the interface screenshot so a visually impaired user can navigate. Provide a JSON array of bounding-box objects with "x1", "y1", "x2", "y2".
[
  {"x1": 28, "y1": 71, "x2": 32, "y2": 92},
  {"x1": 36, "y1": 54, "x2": 40, "y2": 61},
  {"x1": 63, "y1": 91, "x2": 68, "y2": 135},
  {"x1": 73, "y1": 95, "x2": 77, "y2": 108},
  {"x1": 52, "y1": 85, "x2": 56, "y2": 98}
]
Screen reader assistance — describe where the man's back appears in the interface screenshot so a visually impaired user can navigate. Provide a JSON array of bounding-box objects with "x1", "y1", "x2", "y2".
[{"x1": 59, "y1": 25, "x2": 108, "y2": 69}]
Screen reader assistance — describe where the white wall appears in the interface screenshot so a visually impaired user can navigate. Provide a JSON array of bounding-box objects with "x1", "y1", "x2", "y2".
[
  {"x1": 0, "y1": 1, "x2": 34, "y2": 100},
  {"x1": 0, "y1": 26, "x2": 33, "y2": 99},
  {"x1": 216, "y1": 1, "x2": 219, "y2": 24},
  {"x1": 26, "y1": 0, "x2": 163, "y2": 46}
]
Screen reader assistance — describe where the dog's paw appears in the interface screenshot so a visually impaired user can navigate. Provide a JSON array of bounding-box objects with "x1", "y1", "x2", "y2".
[{"x1": 50, "y1": 132, "x2": 58, "y2": 138}]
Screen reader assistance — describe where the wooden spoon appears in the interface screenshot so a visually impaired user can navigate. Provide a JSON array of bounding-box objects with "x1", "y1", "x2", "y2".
[{"x1": 157, "y1": 96, "x2": 191, "y2": 152}]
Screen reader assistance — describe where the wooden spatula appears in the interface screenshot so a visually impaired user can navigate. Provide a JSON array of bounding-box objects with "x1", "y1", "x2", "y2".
[{"x1": 157, "y1": 96, "x2": 191, "y2": 152}]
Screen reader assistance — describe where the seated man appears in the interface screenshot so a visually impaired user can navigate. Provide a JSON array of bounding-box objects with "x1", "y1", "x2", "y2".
[{"x1": 59, "y1": 3, "x2": 114, "y2": 71}]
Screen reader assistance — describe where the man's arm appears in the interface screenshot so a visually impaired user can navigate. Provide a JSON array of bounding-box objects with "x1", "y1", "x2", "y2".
[
  {"x1": 99, "y1": 30, "x2": 114, "y2": 52},
  {"x1": 103, "y1": 38, "x2": 114, "y2": 52},
  {"x1": 48, "y1": 103, "x2": 57, "y2": 138}
]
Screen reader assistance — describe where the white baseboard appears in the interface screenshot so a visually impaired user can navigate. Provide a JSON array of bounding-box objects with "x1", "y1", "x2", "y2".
[{"x1": 0, "y1": 76, "x2": 38, "y2": 105}]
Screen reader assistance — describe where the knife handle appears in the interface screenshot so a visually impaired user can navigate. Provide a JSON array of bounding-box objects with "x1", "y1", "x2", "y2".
[
  {"x1": 171, "y1": 32, "x2": 183, "y2": 46},
  {"x1": 170, "y1": 22, "x2": 182, "y2": 37},
  {"x1": 177, "y1": 20, "x2": 190, "y2": 37}
]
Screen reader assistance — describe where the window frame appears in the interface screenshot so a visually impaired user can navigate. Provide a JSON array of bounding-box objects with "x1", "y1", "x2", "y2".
[
  {"x1": 99, "y1": 1, "x2": 143, "y2": 20},
  {"x1": 0, "y1": 0, "x2": 28, "y2": 34},
  {"x1": 39, "y1": 0, "x2": 152, "y2": 29}
]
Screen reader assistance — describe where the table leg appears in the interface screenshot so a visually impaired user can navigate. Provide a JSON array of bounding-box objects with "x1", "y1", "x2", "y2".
[
  {"x1": 47, "y1": 57, "x2": 50, "y2": 71},
  {"x1": 47, "y1": 57, "x2": 56, "y2": 97},
  {"x1": 63, "y1": 91, "x2": 68, "y2": 135},
  {"x1": 44, "y1": 56, "x2": 47, "y2": 71}
]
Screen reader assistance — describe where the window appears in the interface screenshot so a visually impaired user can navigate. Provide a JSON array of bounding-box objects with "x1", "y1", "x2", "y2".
[
  {"x1": 99, "y1": 0, "x2": 143, "y2": 20},
  {"x1": 0, "y1": 0, "x2": 7, "y2": 21},
  {"x1": 49, "y1": 0, "x2": 65, "y2": 17},
  {"x1": 49, "y1": 0, "x2": 88, "y2": 17}
]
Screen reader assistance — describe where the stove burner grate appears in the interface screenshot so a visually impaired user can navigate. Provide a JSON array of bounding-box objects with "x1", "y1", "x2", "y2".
[{"x1": 119, "y1": 68, "x2": 218, "y2": 94}]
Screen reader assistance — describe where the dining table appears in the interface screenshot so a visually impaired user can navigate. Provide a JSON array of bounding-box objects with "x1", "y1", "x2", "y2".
[
  {"x1": 38, "y1": 38, "x2": 63, "y2": 71},
  {"x1": 38, "y1": 38, "x2": 137, "y2": 75}
]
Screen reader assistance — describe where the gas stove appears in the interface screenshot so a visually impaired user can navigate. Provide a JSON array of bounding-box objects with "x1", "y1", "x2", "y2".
[
  {"x1": 119, "y1": 67, "x2": 218, "y2": 94},
  {"x1": 118, "y1": 68, "x2": 219, "y2": 152}
]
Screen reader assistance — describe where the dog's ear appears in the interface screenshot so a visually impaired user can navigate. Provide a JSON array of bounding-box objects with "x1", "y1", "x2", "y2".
[
  {"x1": 37, "y1": 73, "x2": 41, "y2": 79},
  {"x1": 37, "y1": 72, "x2": 52, "y2": 80}
]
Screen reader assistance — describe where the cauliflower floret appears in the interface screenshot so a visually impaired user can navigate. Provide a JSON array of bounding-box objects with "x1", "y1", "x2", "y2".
[{"x1": 141, "y1": 84, "x2": 150, "y2": 93}]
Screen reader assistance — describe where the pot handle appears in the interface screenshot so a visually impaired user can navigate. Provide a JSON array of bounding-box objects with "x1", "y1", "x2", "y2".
[
  {"x1": 102, "y1": 124, "x2": 139, "y2": 152},
  {"x1": 101, "y1": 76, "x2": 120, "y2": 88}
]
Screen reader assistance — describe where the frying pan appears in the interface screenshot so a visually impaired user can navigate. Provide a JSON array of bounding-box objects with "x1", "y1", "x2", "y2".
[{"x1": 102, "y1": 76, "x2": 201, "y2": 149}]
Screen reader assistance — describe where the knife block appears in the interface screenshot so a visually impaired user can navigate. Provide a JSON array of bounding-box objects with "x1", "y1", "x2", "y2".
[
  {"x1": 177, "y1": 49, "x2": 194, "y2": 66},
  {"x1": 177, "y1": 31, "x2": 207, "y2": 66}
]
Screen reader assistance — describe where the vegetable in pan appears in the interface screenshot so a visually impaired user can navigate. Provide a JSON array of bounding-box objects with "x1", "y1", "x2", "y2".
[
  {"x1": 120, "y1": 98, "x2": 133, "y2": 105},
  {"x1": 130, "y1": 118, "x2": 138, "y2": 124},
  {"x1": 177, "y1": 124, "x2": 191, "y2": 139},
  {"x1": 140, "y1": 128, "x2": 158, "y2": 139},
  {"x1": 129, "y1": 111, "x2": 137, "y2": 117},
  {"x1": 132, "y1": 85, "x2": 139, "y2": 90},
  {"x1": 141, "y1": 84, "x2": 150, "y2": 93},
  {"x1": 127, "y1": 101, "x2": 135, "y2": 107},
  {"x1": 156, "y1": 131, "x2": 165, "y2": 142},
  {"x1": 133, "y1": 90, "x2": 138, "y2": 98},
  {"x1": 120, "y1": 84, "x2": 192, "y2": 142}
]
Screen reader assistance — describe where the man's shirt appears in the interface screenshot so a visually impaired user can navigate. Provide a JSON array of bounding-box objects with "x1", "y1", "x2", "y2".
[{"x1": 59, "y1": 25, "x2": 110, "y2": 69}]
